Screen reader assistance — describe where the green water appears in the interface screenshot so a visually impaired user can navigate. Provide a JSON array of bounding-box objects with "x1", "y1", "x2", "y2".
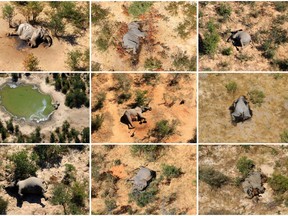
[{"x1": 0, "y1": 84, "x2": 55, "y2": 122}]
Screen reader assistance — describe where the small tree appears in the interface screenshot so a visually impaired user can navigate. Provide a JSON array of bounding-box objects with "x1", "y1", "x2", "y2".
[
  {"x1": 151, "y1": 119, "x2": 177, "y2": 141},
  {"x1": 199, "y1": 167, "x2": 229, "y2": 188},
  {"x1": 128, "y1": 2, "x2": 153, "y2": 17},
  {"x1": 162, "y1": 164, "x2": 182, "y2": 179},
  {"x1": 23, "y1": 54, "x2": 40, "y2": 71},
  {"x1": 2, "y1": 4, "x2": 14, "y2": 27},
  {"x1": 134, "y1": 90, "x2": 148, "y2": 107},
  {"x1": 225, "y1": 81, "x2": 237, "y2": 94},
  {"x1": 92, "y1": 114, "x2": 104, "y2": 132},
  {"x1": 236, "y1": 156, "x2": 254, "y2": 177},
  {"x1": 48, "y1": 13, "x2": 65, "y2": 37},
  {"x1": 144, "y1": 57, "x2": 162, "y2": 71},
  {"x1": 248, "y1": 89, "x2": 265, "y2": 106}
]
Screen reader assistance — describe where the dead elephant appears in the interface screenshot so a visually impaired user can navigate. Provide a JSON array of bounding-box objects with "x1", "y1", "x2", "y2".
[
  {"x1": 16, "y1": 177, "x2": 48, "y2": 200},
  {"x1": 121, "y1": 106, "x2": 152, "y2": 129},
  {"x1": 129, "y1": 167, "x2": 156, "y2": 192},
  {"x1": 123, "y1": 22, "x2": 146, "y2": 54},
  {"x1": 229, "y1": 96, "x2": 252, "y2": 123},
  {"x1": 242, "y1": 171, "x2": 267, "y2": 199},
  {"x1": 227, "y1": 29, "x2": 252, "y2": 51}
]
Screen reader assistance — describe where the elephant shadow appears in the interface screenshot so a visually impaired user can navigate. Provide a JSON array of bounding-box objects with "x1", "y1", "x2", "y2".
[
  {"x1": 4, "y1": 186, "x2": 46, "y2": 208},
  {"x1": 120, "y1": 115, "x2": 129, "y2": 128}
]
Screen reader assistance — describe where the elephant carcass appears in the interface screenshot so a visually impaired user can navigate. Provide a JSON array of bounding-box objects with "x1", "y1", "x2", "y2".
[
  {"x1": 242, "y1": 172, "x2": 266, "y2": 199},
  {"x1": 227, "y1": 29, "x2": 252, "y2": 50},
  {"x1": 123, "y1": 22, "x2": 146, "y2": 54},
  {"x1": 121, "y1": 106, "x2": 152, "y2": 129},
  {"x1": 17, "y1": 177, "x2": 48, "y2": 200},
  {"x1": 229, "y1": 96, "x2": 252, "y2": 123},
  {"x1": 130, "y1": 167, "x2": 155, "y2": 191},
  {"x1": 8, "y1": 23, "x2": 53, "y2": 48}
]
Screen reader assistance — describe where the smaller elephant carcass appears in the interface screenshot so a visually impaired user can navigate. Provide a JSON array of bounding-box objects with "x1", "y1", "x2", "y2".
[
  {"x1": 16, "y1": 177, "x2": 48, "y2": 200},
  {"x1": 122, "y1": 22, "x2": 146, "y2": 54},
  {"x1": 227, "y1": 29, "x2": 252, "y2": 51},
  {"x1": 229, "y1": 96, "x2": 252, "y2": 123},
  {"x1": 121, "y1": 106, "x2": 152, "y2": 129},
  {"x1": 242, "y1": 171, "x2": 267, "y2": 200},
  {"x1": 8, "y1": 23, "x2": 53, "y2": 48},
  {"x1": 130, "y1": 167, "x2": 156, "y2": 192}
]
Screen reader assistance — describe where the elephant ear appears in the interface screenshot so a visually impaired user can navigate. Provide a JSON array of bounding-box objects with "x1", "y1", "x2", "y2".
[{"x1": 44, "y1": 35, "x2": 53, "y2": 47}]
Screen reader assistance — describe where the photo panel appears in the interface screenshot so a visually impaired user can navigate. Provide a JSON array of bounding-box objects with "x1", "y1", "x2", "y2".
[
  {"x1": 0, "y1": 1, "x2": 89, "y2": 71},
  {"x1": 199, "y1": 73, "x2": 288, "y2": 143},
  {"x1": 91, "y1": 1, "x2": 197, "y2": 71},
  {"x1": 91, "y1": 73, "x2": 197, "y2": 143},
  {"x1": 0, "y1": 73, "x2": 90, "y2": 143},
  {"x1": 0, "y1": 145, "x2": 90, "y2": 215},
  {"x1": 199, "y1": 1, "x2": 288, "y2": 71},
  {"x1": 91, "y1": 144, "x2": 197, "y2": 215}
]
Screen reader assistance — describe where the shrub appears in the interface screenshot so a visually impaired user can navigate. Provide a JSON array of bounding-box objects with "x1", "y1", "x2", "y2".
[
  {"x1": 92, "y1": 3, "x2": 109, "y2": 25},
  {"x1": 129, "y1": 186, "x2": 158, "y2": 207},
  {"x1": 51, "y1": 184, "x2": 70, "y2": 212},
  {"x1": 117, "y1": 92, "x2": 132, "y2": 104},
  {"x1": 162, "y1": 164, "x2": 182, "y2": 179},
  {"x1": 105, "y1": 199, "x2": 117, "y2": 212},
  {"x1": 10, "y1": 150, "x2": 37, "y2": 180},
  {"x1": 248, "y1": 90, "x2": 265, "y2": 106},
  {"x1": 225, "y1": 81, "x2": 237, "y2": 94},
  {"x1": 131, "y1": 145, "x2": 163, "y2": 161},
  {"x1": 141, "y1": 74, "x2": 160, "y2": 85},
  {"x1": 274, "y1": 2, "x2": 288, "y2": 12},
  {"x1": 48, "y1": 13, "x2": 65, "y2": 36},
  {"x1": 71, "y1": 181, "x2": 86, "y2": 207},
  {"x1": 62, "y1": 164, "x2": 76, "y2": 185},
  {"x1": 23, "y1": 54, "x2": 40, "y2": 71},
  {"x1": 151, "y1": 119, "x2": 177, "y2": 141},
  {"x1": 93, "y1": 92, "x2": 106, "y2": 111},
  {"x1": 280, "y1": 130, "x2": 288, "y2": 143},
  {"x1": 144, "y1": 57, "x2": 162, "y2": 71},
  {"x1": 2, "y1": 4, "x2": 14, "y2": 27},
  {"x1": 276, "y1": 59, "x2": 288, "y2": 71},
  {"x1": 65, "y1": 89, "x2": 88, "y2": 108},
  {"x1": 0, "y1": 197, "x2": 8, "y2": 215},
  {"x1": 268, "y1": 174, "x2": 288, "y2": 194},
  {"x1": 216, "y1": 3, "x2": 232, "y2": 20},
  {"x1": 221, "y1": 47, "x2": 232, "y2": 56},
  {"x1": 114, "y1": 74, "x2": 131, "y2": 91},
  {"x1": 236, "y1": 156, "x2": 254, "y2": 177},
  {"x1": 201, "y1": 20, "x2": 220, "y2": 55},
  {"x1": 33, "y1": 145, "x2": 65, "y2": 168},
  {"x1": 95, "y1": 38, "x2": 109, "y2": 52},
  {"x1": 92, "y1": 114, "x2": 104, "y2": 132},
  {"x1": 173, "y1": 53, "x2": 196, "y2": 71},
  {"x1": 81, "y1": 127, "x2": 90, "y2": 143},
  {"x1": 128, "y1": 2, "x2": 153, "y2": 17},
  {"x1": 199, "y1": 167, "x2": 229, "y2": 188},
  {"x1": 134, "y1": 90, "x2": 148, "y2": 107},
  {"x1": 66, "y1": 50, "x2": 84, "y2": 71}
]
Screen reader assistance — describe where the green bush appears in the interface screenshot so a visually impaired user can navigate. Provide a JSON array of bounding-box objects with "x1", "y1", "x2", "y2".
[
  {"x1": 225, "y1": 81, "x2": 237, "y2": 94},
  {"x1": 117, "y1": 92, "x2": 132, "y2": 104},
  {"x1": 0, "y1": 197, "x2": 8, "y2": 215},
  {"x1": 199, "y1": 167, "x2": 229, "y2": 188},
  {"x1": 114, "y1": 74, "x2": 131, "y2": 91},
  {"x1": 276, "y1": 59, "x2": 288, "y2": 71},
  {"x1": 95, "y1": 38, "x2": 109, "y2": 52},
  {"x1": 51, "y1": 184, "x2": 70, "y2": 212},
  {"x1": 81, "y1": 127, "x2": 90, "y2": 143},
  {"x1": 71, "y1": 181, "x2": 86, "y2": 207},
  {"x1": 2, "y1": 3, "x2": 14, "y2": 26},
  {"x1": 92, "y1": 3, "x2": 109, "y2": 25},
  {"x1": 129, "y1": 186, "x2": 158, "y2": 207},
  {"x1": 141, "y1": 74, "x2": 160, "y2": 85},
  {"x1": 65, "y1": 89, "x2": 89, "y2": 108},
  {"x1": 92, "y1": 114, "x2": 104, "y2": 132},
  {"x1": 131, "y1": 145, "x2": 163, "y2": 161},
  {"x1": 162, "y1": 164, "x2": 182, "y2": 179},
  {"x1": 10, "y1": 150, "x2": 37, "y2": 180},
  {"x1": 216, "y1": 3, "x2": 232, "y2": 20},
  {"x1": 62, "y1": 164, "x2": 76, "y2": 185},
  {"x1": 151, "y1": 119, "x2": 177, "y2": 141},
  {"x1": 144, "y1": 57, "x2": 162, "y2": 71},
  {"x1": 221, "y1": 47, "x2": 232, "y2": 56},
  {"x1": 201, "y1": 20, "x2": 220, "y2": 55},
  {"x1": 248, "y1": 89, "x2": 265, "y2": 106},
  {"x1": 93, "y1": 92, "x2": 106, "y2": 111},
  {"x1": 280, "y1": 130, "x2": 288, "y2": 143},
  {"x1": 128, "y1": 2, "x2": 153, "y2": 17},
  {"x1": 33, "y1": 145, "x2": 65, "y2": 168},
  {"x1": 274, "y1": 2, "x2": 288, "y2": 12},
  {"x1": 105, "y1": 199, "x2": 117, "y2": 212},
  {"x1": 23, "y1": 53, "x2": 40, "y2": 71},
  {"x1": 134, "y1": 90, "x2": 148, "y2": 107},
  {"x1": 66, "y1": 49, "x2": 88, "y2": 71},
  {"x1": 236, "y1": 156, "x2": 254, "y2": 177},
  {"x1": 173, "y1": 53, "x2": 196, "y2": 71},
  {"x1": 268, "y1": 174, "x2": 288, "y2": 194},
  {"x1": 48, "y1": 13, "x2": 65, "y2": 36}
]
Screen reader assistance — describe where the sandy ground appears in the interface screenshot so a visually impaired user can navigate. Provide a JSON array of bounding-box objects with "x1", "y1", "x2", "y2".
[
  {"x1": 91, "y1": 73, "x2": 197, "y2": 143},
  {"x1": 0, "y1": 2, "x2": 89, "y2": 71},
  {"x1": 199, "y1": 2, "x2": 288, "y2": 71},
  {"x1": 0, "y1": 74, "x2": 89, "y2": 143},
  {"x1": 199, "y1": 73, "x2": 288, "y2": 143},
  {"x1": 199, "y1": 145, "x2": 288, "y2": 215},
  {"x1": 92, "y1": 1, "x2": 197, "y2": 71},
  {"x1": 0, "y1": 145, "x2": 89, "y2": 215},
  {"x1": 91, "y1": 145, "x2": 197, "y2": 215}
]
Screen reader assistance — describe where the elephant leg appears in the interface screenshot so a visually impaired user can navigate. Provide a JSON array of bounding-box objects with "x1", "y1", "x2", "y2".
[
  {"x1": 7, "y1": 32, "x2": 18, "y2": 37},
  {"x1": 127, "y1": 115, "x2": 135, "y2": 129}
]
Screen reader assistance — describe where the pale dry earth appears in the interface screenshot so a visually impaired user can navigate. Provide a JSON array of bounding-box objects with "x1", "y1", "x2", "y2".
[{"x1": 199, "y1": 73, "x2": 288, "y2": 143}]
